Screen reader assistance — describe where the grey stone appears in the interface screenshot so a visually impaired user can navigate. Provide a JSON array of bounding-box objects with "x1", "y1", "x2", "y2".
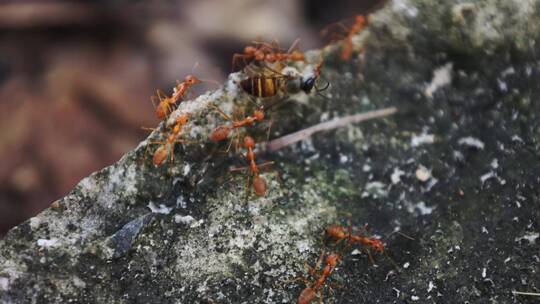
[{"x1": 1, "y1": 0, "x2": 540, "y2": 303}]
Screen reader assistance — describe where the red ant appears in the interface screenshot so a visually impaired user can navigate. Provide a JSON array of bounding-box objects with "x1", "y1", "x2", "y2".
[
  {"x1": 326, "y1": 221, "x2": 413, "y2": 265},
  {"x1": 152, "y1": 75, "x2": 201, "y2": 120},
  {"x1": 297, "y1": 251, "x2": 341, "y2": 304},
  {"x1": 341, "y1": 15, "x2": 368, "y2": 61},
  {"x1": 232, "y1": 39, "x2": 305, "y2": 71},
  {"x1": 229, "y1": 136, "x2": 273, "y2": 196},
  {"x1": 145, "y1": 113, "x2": 190, "y2": 166},
  {"x1": 209, "y1": 105, "x2": 265, "y2": 147},
  {"x1": 321, "y1": 15, "x2": 369, "y2": 61}
]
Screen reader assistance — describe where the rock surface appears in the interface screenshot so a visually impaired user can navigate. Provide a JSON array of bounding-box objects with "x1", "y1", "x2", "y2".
[{"x1": 1, "y1": 0, "x2": 540, "y2": 303}]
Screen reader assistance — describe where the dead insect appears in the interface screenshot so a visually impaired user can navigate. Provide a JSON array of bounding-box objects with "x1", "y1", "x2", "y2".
[{"x1": 240, "y1": 60, "x2": 325, "y2": 98}]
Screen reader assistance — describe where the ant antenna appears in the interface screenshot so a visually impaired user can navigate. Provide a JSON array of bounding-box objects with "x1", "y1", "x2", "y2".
[
  {"x1": 385, "y1": 229, "x2": 415, "y2": 241},
  {"x1": 315, "y1": 81, "x2": 330, "y2": 93}
]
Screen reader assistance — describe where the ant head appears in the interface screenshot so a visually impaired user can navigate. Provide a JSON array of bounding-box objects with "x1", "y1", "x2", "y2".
[
  {"x1": 326, "y1": 225, "x2": 346, "y2": 239},
  {"x1": 254, "y1": 50, "x2": 265, "y2": 61},
  {"x1": 185, "y1": 75, "x2": 201, "y2": 84},
  {"x1": 177, "y1": 114, "x2": 189, "y2": 125},
  {"x1": 355, "y1": 15, "x2": 368, "y2": 26},
  {"x1": 300, "y1": 76, "x2": 317, "y2": 93},
  {"x1": 371, "y1": 239, "x2": 385, "y2": 253},
  {"x1": 243, "y1": 136, "x2": 255, "y2": 148},
  {"x1": 326, "y1": 254, "x2": 340, "y2": 266},
  {"x1": 254, "y1": 110, "x2": 264, "y2": 120},
  {"x1": 244, "y1": 46, "x2": 257, "y2": 54}
]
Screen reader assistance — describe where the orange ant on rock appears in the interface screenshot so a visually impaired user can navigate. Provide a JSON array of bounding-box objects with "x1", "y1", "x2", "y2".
[
  {"x1": 229, "y1": 136, "x2": 274, "y2": 197},
  {"x1": 144, "y1": 113, "x2": 190, "y2": 166},
  {"x1": 297, "y1": 251, "x2": 341, "y2": 304},
  {"x1": 326, "y1": 220, "x2": 413, "y2": 266},
  {"x1": 321, "y1": 15, "x2": 369, "y2": 61},
  {"x1": 209, "y1": 106, "x2": 265, "y2": 146},
  {"x1": 232, "y1": 39, "x2": 305, "y2": 71},
  {"x1": 152, "y1": 75, "x2": 201, "y2": 120}
]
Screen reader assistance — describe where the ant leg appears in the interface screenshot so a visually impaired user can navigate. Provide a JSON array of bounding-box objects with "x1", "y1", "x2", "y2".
[
  {"x1": 384, "y1": 251, "x2": 402, "y2": 272},
  {"x1": 309, "y1": 250, "x2": 325, "y2": 276},
  {"x1": 244, "y1": 174, "x2": 252, "y2": 201},
  {"x1": 287, "y1": 38, "x2": 301, "y2": 54},
  {"x1": 209, "y1": 104, "x2": 232, "y2": 121},
  {"x1": 265, "y1": 119, "x2": 274, "y2": 142},
  {"x1": 365, "y1": 248, "x2": 376, "y2": 265}
]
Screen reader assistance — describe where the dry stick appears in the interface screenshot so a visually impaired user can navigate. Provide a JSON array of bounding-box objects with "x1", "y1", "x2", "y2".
[
  {"x1": 266, "y1": 107, "x2": 397, "y2": 152},
  {"x1": 512, "y1": 291, "x2": 540, "y2": 296}
]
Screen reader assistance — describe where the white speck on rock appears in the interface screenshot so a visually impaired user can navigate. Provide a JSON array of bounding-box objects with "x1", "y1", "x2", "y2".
[
  {"x1": 296, "y1": 240, "x2": 310, "y2": 253},
  {"x1": 362, "y1": 181, "x2": 388, "y2": 198},
  {"x1": 458, "y1": 137, "x2": 485, "y2": 149},
  {"x1": 515, "y1": 232, "x2": 539, "y2": 244},
  {"x1": 392, "y1": 0, "x2": 419, "y2": 17},
  {"x1": 73, "y1": 276, "x2": 86, "y2": 288},
  {"x1": 29, "y1": 217, "x2": 41, "y2": 230},
  {"x1": 339, "y1": 154, "x2": 349, "y2": 164},
  {"x1": 403, "y1": 262, "x2": 410, "y2": 269},
  {"x1": 415, "y1": 165, "x2": 432, "y2": 182},
  {"x1": 425, "y1": 63, "x2": 453, "y2": 98},
  {"x1": 175, "y1": 215, "x2": 195, "y2": 225},
  {"x1": 351, "y1": 249, "x2": 362, "y2": 255},
  {"x1": 411, "y1": 133, "x2": 435, "y2": 147},
  {"x1": 411, "y1": 295, "x2": 420, "y2": 301},
  {"x1": 428, "y1": 281, "x2": 436, "y2": 292},
  {"x1": 391, "y1": 167, "x2": 405, "y2": 184},
  {"x1": 37, "y1": 238, "x2": 59, "y2": 248},
  {"x1": 511, "y1": 135, "x2": 524, "y2": 143},
  {"x1": 490, "y1": 159, "x2": 499, "y2": 169},
  {"x1": 480, "y1": 171, "x2": 496, "y2": 184},
  {"x1": 407, "y1": 201, "x2": 435, "y2": 215},
  {"x1": 481, "y1": 226, "x2": 489, "y2": 234},
  {"x1": 482, "y1": 268, "x2": 487, "y2": 278},
  {"x1": 362, "y1": 164, "x2": 372, "y2": 172},
  {"x1": 147, "y1": 201, "x2": 172, "y2": 214},
  {"x1": 0, "y1": 277, "x2": 8, "y2": 291},
  {"x1": 183, "y1": 164, "x2": 191, "y2": 176}
]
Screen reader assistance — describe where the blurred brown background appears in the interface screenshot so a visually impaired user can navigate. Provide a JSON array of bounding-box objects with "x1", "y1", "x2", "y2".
[{"x1": 0, "y1": 0, "x2": 383, "y2": 235}]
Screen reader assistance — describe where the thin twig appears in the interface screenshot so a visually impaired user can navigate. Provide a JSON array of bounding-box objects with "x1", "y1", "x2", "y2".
[
  {"x1": 512, "y1": 290, "x2": 540, "y2": 296},
  {"x1": 265, "y1": 107, "x2": 397, "y2": 152}
]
